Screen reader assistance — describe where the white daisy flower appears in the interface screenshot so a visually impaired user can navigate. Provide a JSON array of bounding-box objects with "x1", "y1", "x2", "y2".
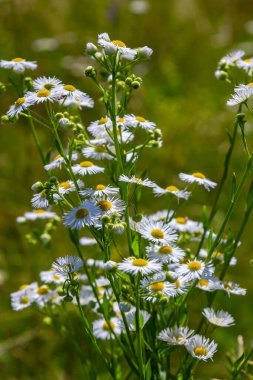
[
  {"x1": 80, "y1": 184, "x2": 119, "y2": 198},
  {"x1": 237, "y1": 58, "x2": 253, "y2": 73},
  {"x1": 141, "y1": 278, "x2": 177, "y2": 302},
  {"x1": 221, "y1": 281, "x2": 247, "y2": 296},
  {"x1": 52, "y1": 255, "x2": 83, "y2": 277},
  {"x1": 153, "y1": 185, "x2": 191, "y2": 200},
  {"x1": 59, "y1": 84, "x2": 94, "y2": 107},
  {"x1": 40, "y1": 270, "x2": 65, "y2": 284},
  {"x1": 168, "y1": 217, "x2": 203, "y2": 234},
  {"x1": 179, "y1": 172, "x2": 217, "y2": 191},
  {"x1": 0, "y1": 57, "x2": 37, "y2": 72},
  {"x1": 146, "y1": 244, "x2": 185, "y2": 264},
  {"x1": 33, "y1": 76, "x2": 62, "y2": 91},
  {"x1": 119, "y1": 174, "x2": 156, "y2": 188},
  {"x1": 82, "y1": 145, "x2": 113, "y2": 160},
  {"x1": 11, "y1": 282, "x2": 38, "y2": 311},
  {"x1": 72, "y1": 161, "x2": 104, "y2": 176},
  {"x1": 124, "y1": 114, "x2": 156, "y2": 131},
  {"x1": 119, "y1": 309, "x2": 150, "y2": 331},
  {"x1": 95, "y1": 197, "x2": 126, "y2": 216},
  {"x1": 176, "y1": 259, "x2": 214, "y2": 282},
  {"x1": 44, "y1": 154, "x2": 66, "y2": 171},
  {"x1": 25, "y1": 89, "x2": 61, "y2": 104},
  {"x1": 186, "y1": 334, "x2": 218, "y2": 361},
  {"x1": 136, "y1": 218, "x2": 178, "y2": 245},
  {"x1": 87, "y1": 117, "x2": 113, "y2": 137},
  {"x1": 57, "y1": 180, "x2": 84, "y2": 195},
  {"x1": 31, "y1": 190, "x2": 50, "y2": 209},
  {"x1": 196, "y1": 277, "x2": 222, "y2": 292},
  {"x1": 227, "y1": 84, "x2": 253, "y2": 106},
  {"x1": 202, "y1": 308, "x2": 235, "y2": 327},
  {"x1": 60, "y1": 95, "x2": 94, "y2": 109},
  {"x1": 98, "y1": 33, "x2": 137, "y2": 60},
  {"x1": 7, "y1": 97, "x2": 33, "y2": 117},
  {"x1": 22, "y1": 209, "x2": 57, "y2": 221},
  {"x1": 118, "y1": 257, "x2": 162, "y2": 276},
  {"x1": 158, "y1": 327, "x2": 195, "y2": 346},
  {"x1": 63, "y1": 200, "x2": 101, "y2": 229},
  {"x1": 219, "y1": 50, "x2": 245, "y2": 67},
  {"x1": 79, "y1": 236, "x2": 97, "y2": 246},
  {"x1": 93, "y1": 317, "x2": 122, "y2": 340}
]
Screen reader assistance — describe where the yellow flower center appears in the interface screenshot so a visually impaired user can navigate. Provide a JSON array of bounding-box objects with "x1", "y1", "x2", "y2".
[
  {"x1": 175, "y1": 280, "x2": 180, "y2": 288},
  {"x1": 102, "y1": 321, "x2": 116, "y2": 330},
  {"x1": 224, "y1": 283, "x2": 233, "y2": 290},
  {"x1": 198, "y1": 279, "x2": 208, "y2": 287},
  {"x1": 64, "y1": 84, "x2": 76, "y2": 92},
  {"x1": 59, "y1": 181, "x2": 72, "y2": 189},
  {"x1": 158, "y1": 246, "x2": 173, "y2": 254},
  {"x1": 132, "y1": 258, "x2": 148, "y2": 267},
  {"x1": 80, "y1": 161, "x2": 93, "y2": 167},
  {"x1": 96, "y1": 200, "x2": 112, "y2": 211},
  {"x1": 179, "y1": 258, "x2": 188, "y2": 264},
  {"x1": 175, "y1": 335, "x2": 183, "y2": 341},
  {"x1": 150, "y1": 282, "x2": 165, "y2": 291},
  {"x1": 247, "y1": 82, "x2": 253, "y2": 86},
  {"x1": 194, "y1": 347, "x2": 207, "y2": 356},
  {"x1": 192, "y1": 172, "x2": 206, "y2": 179},
  {"x1": 37, "y1": 89, "x2": 51, "y2": 97},
  {"x1": 53, "y1": 275, "x2": 60, "y2": 280},
  {"x1": 117, "y1": 117, "x2": 125, "y2": 123},
  {"x1": 135, "y1": 116, "x2": 146, "y2": 122},
  {"x1": 244, "y1": 58, "x2": 252, "y2": 63},
  {"x1": 187, "y1": 261, "x2": 202, "y2": 271},
  {"x1": 213, "y1": 251, "x2": 222, "y2": 258},
  {"x1": 175, "y1": 217, "x2": 187, "y2": 224},
  {"x1": 12, "y1": 57, "x2": 25, "y2": 62},
  {"x1": 95, "y1": 184, "x2": 106, "y2": 190},
  {"x1": 37, "y1": 286, "x2": 49, "y2": 295},
  {"x1": 54, "y1": 154, "x2": 62, "y2": 161},
  {"x1": 95, "y1": 145, "x2": 107, "y2": 153},
  {"x1": 166, "y1": 185, "x2": 178, "y2": 192},
  {"x1": 151, "y1": 228, "x2": 164, "y2": 239},
  {"x1": 75, "y1": 208, "x2": 89, "y2": 219},
  {"x1": 34, "y1": 209, "x2": 46, "y2": 214},
  {"x1": 112, "y1": 40, "x2": 126, "y2": 47},
  {"x1": 19, "y1": 284, "x2": 28, "y2": 290},
  {"x1": 21, "y1": 296, "x2": 30, "y2": 304},
  {"x1": 40, "y1": 190, "x2": 47, "y2": 198},
  {"x1": 15, "y1": 97, "x2": 26, "y2": 107},
  {"x1": 98, "y1": 117, "x2": 108, "y2": 125}
]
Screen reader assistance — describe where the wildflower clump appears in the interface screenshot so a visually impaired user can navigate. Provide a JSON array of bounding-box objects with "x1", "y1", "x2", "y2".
[{"x1": 2, "y1": 35, "x2": 253, "y2": 379}]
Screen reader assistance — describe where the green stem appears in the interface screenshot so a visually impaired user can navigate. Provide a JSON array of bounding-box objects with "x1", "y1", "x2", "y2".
[{"x1": 135, "y1": 274, "x2": 145, "y2": 379}]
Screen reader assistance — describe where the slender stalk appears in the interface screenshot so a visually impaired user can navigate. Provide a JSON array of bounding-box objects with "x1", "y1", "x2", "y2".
[{"x1": 135, "y1": 274, "x2": 145, "y2": 379}]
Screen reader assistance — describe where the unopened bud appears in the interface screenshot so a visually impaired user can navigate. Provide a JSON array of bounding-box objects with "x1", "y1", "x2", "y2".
[
  {"x1": 84, "y1": 66, "x2": 97, "y2": 79},
  {"x1": 31, "y1": 181, "x2": 44, "y2": 193},
  {"x1": 86, "y1": 42, "x2": 97, "y2": 55},
  {"x1": 104, "y1": 260, "x2": 117, "y2": 272}
]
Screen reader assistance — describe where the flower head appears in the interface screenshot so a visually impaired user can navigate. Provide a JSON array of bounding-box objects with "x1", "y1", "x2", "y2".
[
  {"x1": 158, "y1": 327, "x2": 195, "y2": 346},
  {"x1": 186, "y1": 334, "x2": 217, "y2": 361},
  {"x1": 118, "y1": 257, "x2": 162, "y2": 276},
  {"x1": 202, "y1": 308, "x2": 235, "y2": 327},
  {"x1": 0, "y1": 57, "x2": 37, "y2": 72},
  {"x1": 179, "y1": 172, "x2": 217, "y2": 191},
  {"x1": 52, "y1": 255, "x2": 83, "y2": 277},
  {"x1": 63, "y1": 200, "x2": 101, "y2": 229}
]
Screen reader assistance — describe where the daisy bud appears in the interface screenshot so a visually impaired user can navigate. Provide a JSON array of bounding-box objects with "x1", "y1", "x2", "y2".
[
  {"x1": 49, "y1": 176, "x2": 58, "y2": 184},
  {"x1": 43, "y1": 316, "x2": 52, "y2": 326},
  {"x1": 236, "y1": 113, "x2": 246, "y2": 123},
  {"x1": 70, "y1": 287, "x2": 78, "y2": 296},
  {"x1": 84, "y1": 66, "x2": 97, "y2": 79},
  {"x1": 31, "y1": 181, "x2": 44, "y2": 192},
  {"x1": 0, "y1": 83, "x2": 6, "y2": 94},
  {"x1": 154, "y1": 128, "x2": 162, "y2": 138},
  {"x1": 16, "y1": 216, "x2": 26, "y2": 224},
  {"x1": 86, "y1": 42, "x2": 97, "y2": 55},
  {"x1": 132, "y1": 80, "x2": 141, "y2": 89},
  {"x1": 64, "y1": 295, "x2": 73, "y2": 302},
  {"x1": 214, "y1": 70, "x2": 228, "y2": 80},
  {"x1": 1, "y1": 114, "x2": 18, "y2": 124},
  {"x1": 57, "y1": 286, "x2": 66, "y2": 296},
  {"x1": 41, "y1": 233, "x2": 51, "y2": 244},
  {"x1": 104, "y1": 260, "x2": 117, "y2": 272},
  {"x1": 94, "y1": 52, "x2": 102, "y2": 60},
  {"x1": 125, "y1": 77, "x2": 132, "y2": 86},
  {"x1": 101, "y1": 215, "x2": 111, "y2": 224},
  {"x1": 55, "y1": 112, "x2": 64, "y2": 119},
  {"x1": 59, "y1": 117, "x2": 70, "y2": 127},
  {"x1": 138, "y1": 46, "x2": 153, "y2": 59},
  {"x1": 158, "y1": 295, "x2": 169, "y2": 304}
]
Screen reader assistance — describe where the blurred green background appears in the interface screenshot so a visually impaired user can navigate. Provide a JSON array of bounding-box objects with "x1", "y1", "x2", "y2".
[{"x1": 1, "y1": 0, "x2": 253, "y2": 378}]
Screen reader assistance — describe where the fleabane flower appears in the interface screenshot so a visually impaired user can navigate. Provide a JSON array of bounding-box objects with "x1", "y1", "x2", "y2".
[
  {"x1": 136, "y1": 218, "x2": 178, "y2": 245},
  {"x1": 33, "y1": 76, "x2": 62, "y2": 91},
  {"x1": 79, "y1": 236, "x2": 97, "y2": 246},
  {"x1": 237, "y1": 57, "x2": 253, "y2": 74},
  {"x1": 52, "y1": 255, "x2": 83, "y2": 277},
  {"x1": 87, "y1": 117, "x2": 113, "y2": 136},
  {"x1": 179, "y1": 172, "x2": 217, "y2": 191},
  {"x1": 58, "y1": 84, "x2": 94, "y2": 108},
  {"x1": 158, "y1": 327, "x2": 195, "y2": 346},
  {"x1": 98, "y1": 33, "x2": 137, "y2": 60},
  {"x1": 0, "y1": 57, "x2": 37, "y2": 72},
  {"x1": 196, "y1": 277, "x2": 221, "y2": 292},
  {"x1": 153, "y1": 185, "x2": 191, "y2": 200},
  {"x1": 221, "y1": 281, "x2": 247, "y2": 296},
  {"x1": 82, "y1": 145, "x2": 113, "y2": 160},
  {"x1": 95, "y1": 197, "x2": 126, "y2": 217},
  {"x1": 124, "y1": 114, "x2": 156, "y2": 131},
  {"x1": 119, "y1": 174, "x2": 156, "y2": 188},
  {"x1": 72, "y1": 161, "x2": 104, "y2": 176},
  {"x1": 227, "y1": 84, "x2": 253, "y2": 106},
  {"x1": 118, "y1": 257, "x2": 162, "y2": 276},
  {"x1": 141, "y1": 278, "x2": 177, "y2": 302},
  {"x1": 7, "y1": 97, "x2": 33, "y2": 117},
  {"x1": 93, "y1": 317, "x2": 122, "y2": 340},
  {"x1": 25, "y1": 88, "x2": 61, "y2": 104},
  {"x1": 57, "y1": 180, "x2": 84, "y2": 195},
  {"x1": 168, "y1": 217, "x2": 203, "y2": 234},
  {"x1": 185, "y1": 334, "x2": 218, "y2": 361},
  {"x1": 63, "y1": 200, "x2": 101, "y2": 229},
  {"x1": 40, "y1": 270, "x2": 65, "y2": 284},
  {"x1": 80, "y1": 184, "x2": 119, "y2": 198},
  {"x1": 218, "y1": 50, "x2": 245, "y2": 67},
  {"x1": 31, "y1": 190, "x2": 50, "y2": 209},
  {"x1": 176, "y1": 259, "x2": 214, "y2": 282},
  {"x1": 11, "y1": 282, "x2": 38, "y2": 311},
  {"x1": 202, "y1": 308, "x2": 235, "y2": 327},
  {"x1": 146, "y1": 244, "x2": 185, "y2": 264}
]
